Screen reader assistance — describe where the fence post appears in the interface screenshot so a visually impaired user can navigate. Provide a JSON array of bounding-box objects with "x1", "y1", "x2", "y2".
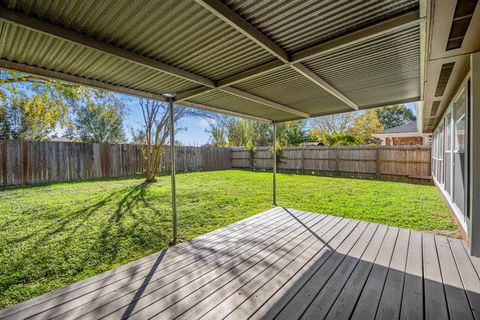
[
  {"x1": 335, "y1": 148, "x2": 340, "y2": 175},
  {"x1": 301, "y1": 147, "x2": 305, "y2": 173},
  {"x1": 376, "y1": 148, "x2": 381, "y2": 178},
  {"x1": 22, "y1": 141, "x2": 29, "y2": 185},
  {"x1": 2, "y1": 141, "x2": 7, "y2": 186},
  {"x1": 250, "y1": 148, "x2": 254, "y2": 168}
]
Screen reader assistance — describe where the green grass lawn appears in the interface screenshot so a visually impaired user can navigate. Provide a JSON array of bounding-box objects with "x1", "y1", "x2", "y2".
[{"x1": 0, "y1": 170, "x2": 455, "y2": 308}]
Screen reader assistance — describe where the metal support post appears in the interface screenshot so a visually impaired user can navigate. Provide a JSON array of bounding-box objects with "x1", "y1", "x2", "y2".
[{"x1": 169, "y1": 97, "x2": 177, "y2": 244}]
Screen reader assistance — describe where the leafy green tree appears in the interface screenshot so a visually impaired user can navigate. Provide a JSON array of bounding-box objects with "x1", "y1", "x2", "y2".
[
  {"x1": 278, "y1": 120, "x2": 310, "y2": 146},
  {"x1": 326, "y1": 132, "x2": 359, "y2": 146},
  {"x1": 245, "y1": 121, "x2": 272, "y2": 146},
  {"x1": 376, "y1": 104, "x2": 416, "y2": 129},
  {"x1": 349, "y1": 109, "x2": 383, "y2": 144},
  {"x1": 0, "y1": 105, "x2": 9, "y2": 140},
  {"x1": 0, "y1": 71, "x2": 75, "y2": 140},
  {"x1": 205, "y1": 118, "x2": 227, "y2": 147},
  {"x1": 66, "y1": 89, "x2": 126, "y2": 143},
  {"x1": 226, "y1": 118, "x2": 250, "y2": 146},
  {"x1": 0, "y1": 70, "x2": 127, "y2": 142},
  {"x1": 205, "y1": 117, "x2": 312, "y2": 147}
]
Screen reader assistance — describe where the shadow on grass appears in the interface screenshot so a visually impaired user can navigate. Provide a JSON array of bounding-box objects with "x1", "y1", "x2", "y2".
[
  {"x1": 234, "y1": 168, "x2": 433, "y2": 186},
  {"x1": 0, "y1": 175, "x2": 151, "y2": 192},
  {"x1": 1, "y1": 181, "x2": 171, "y2": 296},
  {"x1": 0, "y1": 171, "x2": 188, "y2": 192}
]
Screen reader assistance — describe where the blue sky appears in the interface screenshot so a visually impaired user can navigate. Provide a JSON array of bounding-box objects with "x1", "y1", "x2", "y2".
[
  {"x1": 123, "y1": 94, "x2": 417, "y2": 146},
  {"x1": 122, "y1": 95, "x2": 212, "y2": 146}
]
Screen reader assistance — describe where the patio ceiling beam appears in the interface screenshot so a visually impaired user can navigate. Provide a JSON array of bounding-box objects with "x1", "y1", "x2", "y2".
[
  {"x1": 176, "y1": 9, "x2": 420, "y2": 102},
  {"x1": 1, "y1": 58, "x2": 279, "y2": 122},
  {"x1": 0, "y1": 58, "x2": 279, "y2": 121},
  {"x1": 0, "y1": 7, "x2": 309, "y2": 120},
  {"x1": 0, "y1": 7, "x2": 216, "y2": 89},
  {"x1": 291, "y1": 9, "x2": 420, "y2": 63},
  {"x1": 0, "y1": 59, "x2": 169, "y2": 101},
  {"x1": 193, "y1": 0, "x2": 356, "y2": 111},
  {"x1": 175, "y1": 61, "x2": 286, "y2": 101},
  {"x1": 290, "y1": 63, "x2": 358, "y2": 110},
  {"x1": 0, "y1": 14, "x2": 305, "y2": 122},
  {"x1": 194, "y1": 0, "x2": 290, "y2": 63},
  {"x1": 220, "y1": 87, "x2": 309, "y2": 118},
  {"x1": 178, "y1": 100, "x2": 271, "y2": 123}
]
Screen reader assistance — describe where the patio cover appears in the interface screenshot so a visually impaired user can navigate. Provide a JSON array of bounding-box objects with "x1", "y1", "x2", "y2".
[{"x1": 0, "y1": 0, "x2": 423, "y2": 123}]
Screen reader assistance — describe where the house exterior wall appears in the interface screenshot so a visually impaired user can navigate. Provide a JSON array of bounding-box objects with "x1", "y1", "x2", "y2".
[
  {"x1": 386, "y1": 136, "x2": 424, "y2": 145},
  {"x1": 432, "y1": 67, "x2": 471, "y2": 244}
]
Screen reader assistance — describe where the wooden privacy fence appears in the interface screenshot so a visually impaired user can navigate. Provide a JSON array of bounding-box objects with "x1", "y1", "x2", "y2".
[
  {"x1": 0, "y1": 141, "x2": 231, "y2": 186},
  {"x1": 0, "y1": 141, "x2": 431, "y2": 186},
  {"x1": 231, "y1": 145, "x2": 432, "y2": 181}
]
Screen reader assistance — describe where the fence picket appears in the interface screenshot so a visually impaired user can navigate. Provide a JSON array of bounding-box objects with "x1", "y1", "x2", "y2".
[
  {"x1": 231, "y1": 145, "x2": 431, "y2": 181},
  {"x1": 0, "y1": 141, "x2": 430, "y2": 186}
]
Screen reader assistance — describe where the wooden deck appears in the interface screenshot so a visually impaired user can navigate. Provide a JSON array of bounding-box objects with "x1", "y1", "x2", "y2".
[{"x1": 2, "y1": 207, "x2": 480, "y2": 320}]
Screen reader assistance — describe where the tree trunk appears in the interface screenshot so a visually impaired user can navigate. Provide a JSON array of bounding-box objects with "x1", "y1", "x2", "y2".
[
  {"x1": 145, "y1": 166, "x2": 156, "y2": 182},
  {"x1": 144, "y1": 145, "x2": 162, "y2": 183}
]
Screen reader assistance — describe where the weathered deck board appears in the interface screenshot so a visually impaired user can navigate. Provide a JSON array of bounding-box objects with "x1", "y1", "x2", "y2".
[
  {"x1": 325, "y1": 226, "x2": 396, "y2": 320},
  {"x1": 0, "y1": 208, "x2": 477, "y2": 320},
  {"x1": 375, "y1": 228, "x2": 410, "y2": 319},
  {"x1": 400, "y1": 231, "x2": 423, "y2": 320}
]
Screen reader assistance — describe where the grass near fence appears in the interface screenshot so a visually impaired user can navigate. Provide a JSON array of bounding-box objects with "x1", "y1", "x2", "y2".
[{"x1": 0, "y1": 170, "x2": 456, "y2": 308}]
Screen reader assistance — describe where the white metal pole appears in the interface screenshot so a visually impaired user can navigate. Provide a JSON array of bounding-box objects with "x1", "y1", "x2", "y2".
[
  {"x1": 273, "y1": 121, "x2": 277, "y2": 206},
  {"x1": 169, "y1": 97, "x2": 177, "y2": 244}
]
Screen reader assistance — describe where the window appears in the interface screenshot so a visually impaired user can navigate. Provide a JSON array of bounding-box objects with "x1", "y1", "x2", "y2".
[
  {"x1": 455, "y1": 90, "x2": 466, "y2": 153},
  {"x1": 445, "y1": 112, "x2": 452, "y2": 151}
]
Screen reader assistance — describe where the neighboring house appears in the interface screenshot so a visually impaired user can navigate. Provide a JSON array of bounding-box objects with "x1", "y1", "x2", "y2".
[{"x1": 373, "y1": 122, "x2": 432, "y2": 146}]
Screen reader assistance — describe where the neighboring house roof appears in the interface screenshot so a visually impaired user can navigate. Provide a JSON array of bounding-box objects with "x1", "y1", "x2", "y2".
[{"x1": 373, "y1": 121, "x2": 425, "y2": 138}]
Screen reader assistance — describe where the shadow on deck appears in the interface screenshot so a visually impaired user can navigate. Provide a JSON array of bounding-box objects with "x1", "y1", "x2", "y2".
[{"x1": 1, "y1": 207, "x2": 479, "y2": 319}]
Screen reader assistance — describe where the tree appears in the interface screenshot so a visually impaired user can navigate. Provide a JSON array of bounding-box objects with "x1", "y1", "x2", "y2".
[
  {"x1": 245, "y1": 121, "x2": 272, "y2": 146},
  {"x1": 278, "y1": 120, "x2": 311, "y2": 146},
  {"x1": 66, "y1": 89, "x2": 125, "y2": 143},
  {"x1": 225, "y1": 118, "x2": 250, "y2": 147},
  {"x1": 310, "y1": 112, "x2": 356, "y2": 133},
  {"x1": 349, "y1": 110, "x2": 383, "y2": 144},
  {"x1": 324, "y1": 132, "x2": 359, "y2": 146},
  {"x1": 66, "y1": 89, "x2": 126, "y2": 143},
  {"x1": 0, "y1": 105, "x2": 9, "y2": 140},
  {"x1": 0, "y1": 70, "x2": 127, "y2": 142},
  {"x1": 134, "y1": 99, "x2": 210, "y2": 182},
  {"x1": 309, "y1": 129, "x2": 359, "y2": 146},
  {"x1": 204, "y1": 117, "x2": 311, "y2": 147},
  {"x1": 376, "y1": 104, "x2": 416, "y2": 129},
  {"x1": 0, "y1": 70, "x2": 78, "y2": 140},
  {"x1": 205, "y1": 118, "x2": 227, "y2": 147}
]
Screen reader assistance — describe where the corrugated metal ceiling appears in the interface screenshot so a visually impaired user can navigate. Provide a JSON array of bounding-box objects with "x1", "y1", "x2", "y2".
[
  {"x1": 224, "y1": 0, "x2": 418, "y2": 52},
  {"x1": 303, "y1": 24, "x2": 421, "y2": 106},
  {"x1": 0, "y1": 23, "x2": 196, "y2": 94},
  {"x1": 4, "y1": 0, "x2": 274, "y2": 81},
  {"x1": 190, "y1": 90, "x2": 295, "y2": 120},
  {"x1": 0, "y1": 0, "x2": 421, "y2": 122},
  {"x1": 235, "y1": 67, "x2": 331, "y2": 103}
]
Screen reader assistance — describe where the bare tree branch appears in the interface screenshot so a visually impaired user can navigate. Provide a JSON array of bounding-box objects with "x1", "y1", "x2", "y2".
[{"x1": 136, "y1": 98, "x2": 214, "y2": 182}]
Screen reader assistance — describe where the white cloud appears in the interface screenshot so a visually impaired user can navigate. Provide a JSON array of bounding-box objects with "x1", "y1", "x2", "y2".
[{"x1": 198, "y1": 118, "x2": 214, "y2": 128}]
